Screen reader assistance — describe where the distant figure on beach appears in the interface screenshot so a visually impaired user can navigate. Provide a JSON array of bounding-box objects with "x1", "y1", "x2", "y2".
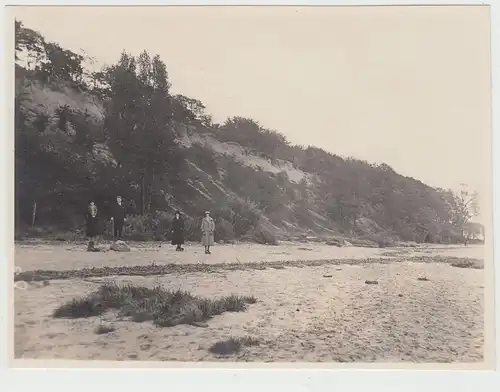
[
  {"x1": 171, "y1": 210, "x2": 185, "y2": 251},
  {"x1": 110, "y1": 195, "x2": 126, "y2": 240},
  {"x1": 85, "y1": 201, "x2": 100, "y2": 251},
  {"x1": 201, "y1": 211, "x2": 215, "y2": 254}
]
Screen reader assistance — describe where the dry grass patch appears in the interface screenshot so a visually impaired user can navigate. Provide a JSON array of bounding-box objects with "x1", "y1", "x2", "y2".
[
  {"x1": 95, "y1": 324, "x2": 115, "y2": 334},
  {"x1": 450, "y1": 258, "x2": 483, "y2": 269},
  {"x1": 15, "y1": 255, "x2": 483, "y2": 283},
  {"x1": 252, "y1": 228, "x2": 279, "y2": 245},
  {"x1": 209, "y1": 336, "x2": 260, "y2": 355},
  {"x1": 53, "y1": 282, "x2": 257, "y2": 328}
]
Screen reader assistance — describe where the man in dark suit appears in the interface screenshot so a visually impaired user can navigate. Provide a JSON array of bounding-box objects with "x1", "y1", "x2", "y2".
[{"x1": 110, "y1": 196, "x2": 126, "y2": 240}]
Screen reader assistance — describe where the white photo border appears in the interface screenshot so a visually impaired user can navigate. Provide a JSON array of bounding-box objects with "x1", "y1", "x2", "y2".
[{"x1": 1, "y1": 0, "x2": 498, "y2": 390}]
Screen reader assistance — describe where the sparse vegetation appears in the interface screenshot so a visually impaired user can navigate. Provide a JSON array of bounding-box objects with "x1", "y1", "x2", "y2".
[
  {"x1": 16, "y1": 255, "x2": 483, "y2": 283},
  {"x1": 209, "y1": 336, "x2": 260, "y2": 355},
  {"x1": 215, "y1": 218, "x2": 235, "y2": 243},
  {"x1": 212, "y1": 198, "x2": 260, "y2": 239},
  {"x1": 95, "y1": 324, "x2": 115, "y2": 334},
  {"x1": 187, "y1": 142, "x2": 219, "y2": 176},
  {"x1": 52, "y1": 283, "x2": 257, "y2": 327},
  {"x1": 124, "y1": 211, "x2": 199, "y2": 242},
  {"x1": 53, "y1": 296, "x2": 106, "y2": 318},
  {"x1": 252, "y1": 227, "x2": 279, "y2": 245},
  {"x1": 450, "y1": 258, "x2": 483, "y2": 269},
  {"x1": 358, "y1": 234, "x2": 394, "y2": 248}
]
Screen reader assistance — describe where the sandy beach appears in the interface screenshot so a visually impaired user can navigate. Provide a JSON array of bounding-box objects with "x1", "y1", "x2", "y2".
[{"x1": 13, "y1": 242, "x2": 485, "y2": 363}]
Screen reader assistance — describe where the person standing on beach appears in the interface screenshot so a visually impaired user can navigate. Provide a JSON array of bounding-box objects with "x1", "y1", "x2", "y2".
[
  {"x1": 85, "y1": 201, "x2": 100, "y2": 251},
  {"x1": 201, "y1": 211, "x2": 215, "y2": 254},
  {"x1": 110, "y1": 195, "x2": 126, "y2": 240},
  {"x1": 171, "y1": 210, "x2": 185, "y2": 251}
]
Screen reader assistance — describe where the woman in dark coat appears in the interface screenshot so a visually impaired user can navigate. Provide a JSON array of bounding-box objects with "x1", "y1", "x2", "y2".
[
  {"x1": 171, "y1": 211, "x2": 185, "y2": 251},
  {"x1": 85, "y1": 201, "x2": 100, "y2": 251}
]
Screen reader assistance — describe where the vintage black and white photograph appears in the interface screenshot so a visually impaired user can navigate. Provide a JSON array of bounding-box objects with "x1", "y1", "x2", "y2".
[{"x1": 10, "y1": 5, "x2": 493, "y2": 365}]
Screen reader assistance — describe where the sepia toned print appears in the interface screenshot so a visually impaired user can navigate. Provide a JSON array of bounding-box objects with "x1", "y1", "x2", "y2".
[{"x1": 10, "y1": 5, "x2": 493, "y2": 366}]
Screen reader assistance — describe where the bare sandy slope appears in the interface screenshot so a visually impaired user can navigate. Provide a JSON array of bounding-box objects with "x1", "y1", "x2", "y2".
[{"x1": 13, "y1": 243, "x2": 485, "y2": 363}]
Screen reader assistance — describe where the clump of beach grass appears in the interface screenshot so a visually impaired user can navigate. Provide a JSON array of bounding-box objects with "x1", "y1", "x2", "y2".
[
  {"x1": 450, "y1": 258, "x2": 483, "y2": 269},
  {"x1": 53, "y1": 282, "x2": 257, "y2": 328},
  {"x1": 209, "y1": 336, "x2": 261, "y2": 355},
  {"x1": 95, "y1": 324, "x2": 116, "y2": 334}
]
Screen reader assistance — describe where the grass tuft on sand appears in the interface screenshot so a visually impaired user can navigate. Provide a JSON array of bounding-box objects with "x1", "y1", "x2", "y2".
[
  {"x1": 209, "y1": 336, "x2": 260, "y2": 355},
  {"x1": 95, "y1": 324, "x2": 116, "y2": 334},
  {"x1": 53, "y1": 282, "x2": 257, "y2": 327},
  {"x1": 450, "y1": 258, "x2": 482, "y2": 269}
]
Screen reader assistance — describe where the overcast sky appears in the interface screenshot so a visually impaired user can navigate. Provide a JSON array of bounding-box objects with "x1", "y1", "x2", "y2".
[{"x1": 11, "y1": 6, "x2": 492, "y2": 209}]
